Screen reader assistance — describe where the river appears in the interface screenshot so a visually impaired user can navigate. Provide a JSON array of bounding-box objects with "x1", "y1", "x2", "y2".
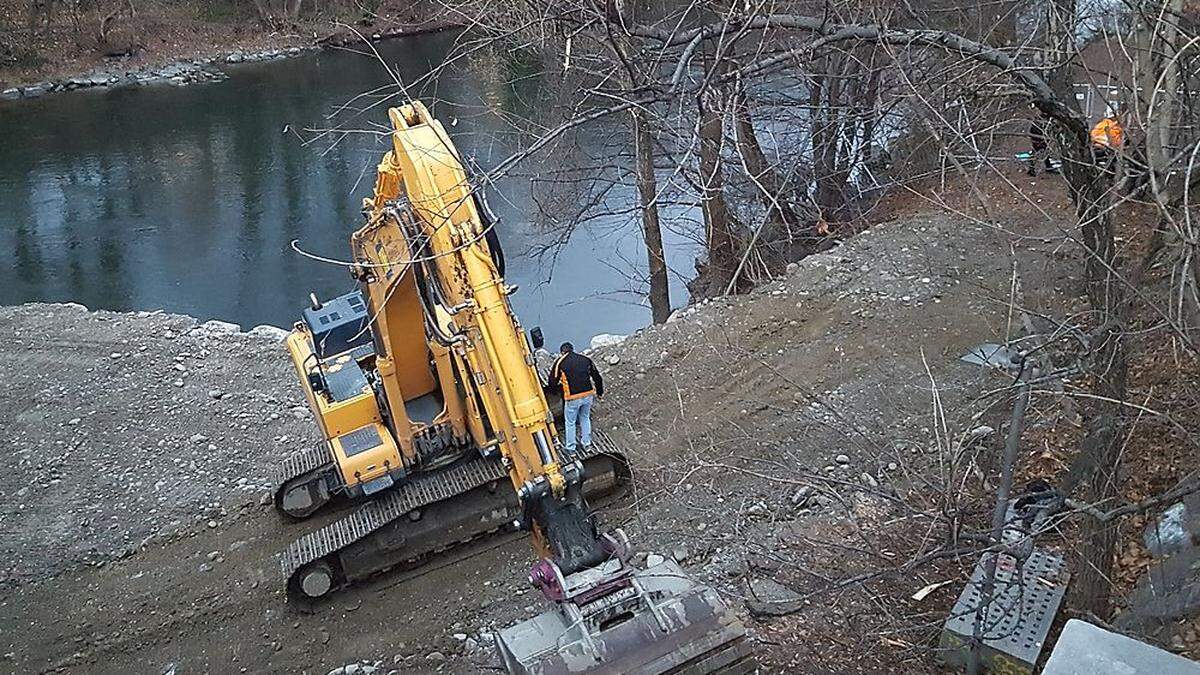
[{"x1": 0, "y1": 31, "x2": 700, "y2": 347}]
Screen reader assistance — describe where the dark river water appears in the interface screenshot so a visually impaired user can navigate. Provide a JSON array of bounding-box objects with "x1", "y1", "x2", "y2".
[{"x1": 0, "y1": 31, "x2": 699, "y2": 347}]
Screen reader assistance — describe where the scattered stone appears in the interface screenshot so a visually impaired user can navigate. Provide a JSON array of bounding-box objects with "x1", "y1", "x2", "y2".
[
  {"x1": 68, "y1": 417, "x2": 82, "y2": 426},
  {"x1": 969, "y1": 425, "x2": 995, "y2": 439},
  {"x1": 589, "y1": 333, "x2": 627, "y2": 349},
  {"x1": 606, "y1": 354, "x2": 620, "y2": 366},
  {"x1": 791, "y1": 486, "x2": 813, "y2": 505},
  {"x1": 835, "y1": 454, "x2": 851, "y2": 465},
  {"x1": 861, "y1": 473, "x2": 878, "y2": 488},
  {"x1": 647, "y1": 553, "x2": 665, "y2": 567},
  {"x1": 452, "y1": 633, "x2": 467, "y2": 641},
  {"x1": 785, "y1": 262, "x2": 799, "y2": 275},
  {"x1": 746, "y1": 577, "x2": 804, "y2": 616},
  {"x1": 1144, "y1": 500, "x2": 1196, "y2": 558},
  {"x1": 426, "y1": 652, "x2": 446, "y2": 662},
  {"x1": 248, "y1": 324, "x2": 290, "y2": 342},
  {"x1": 207, "y1": 520, "x2": 218, "y2": 529},
  {"x1": 671, "y1": 546, "x2": 689, "y2": 563},
  {"x1": 209, "y1": 389, "x2": 225, "y2": 400}
]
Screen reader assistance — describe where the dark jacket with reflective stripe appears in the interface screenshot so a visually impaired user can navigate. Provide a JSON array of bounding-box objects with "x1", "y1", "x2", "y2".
[{"x1": 548, "y1": 351, "x2": 603, "y2": 400}]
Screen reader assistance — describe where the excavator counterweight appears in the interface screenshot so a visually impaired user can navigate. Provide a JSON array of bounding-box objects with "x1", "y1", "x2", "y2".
[{"x1": 273, "y1": 100, "x2": 752, "y2": 674}]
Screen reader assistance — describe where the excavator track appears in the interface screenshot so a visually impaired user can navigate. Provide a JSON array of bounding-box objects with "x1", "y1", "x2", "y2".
[
  {"x1": 273, "y1": 442, "x2": 339, "y2": 519},
  {"x1": 280, "y1": 431, "x2": 629, "y2": 601}
]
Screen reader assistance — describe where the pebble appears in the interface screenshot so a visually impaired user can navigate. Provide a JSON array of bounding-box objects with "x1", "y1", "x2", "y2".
[
  {"x1": 607, "y1": 354, "x2": 620, "y2": 366},
  {"x1": 426, "y1": 652, "x2": 446, "y2": 662},
  {"x1": 861, "y1": 473, "x2": 878, "y2": 488},
  {"x1": 835, "y1": 454, "x2": 851, "y2": 465},
  {"x1": 209, "y1": 389, "x2": 225, "y2": 400},
  {"x1": 452, "y1": 633, "x2": 467, "y2": 641},
  {"x1": 207, "y1": 520, "x2": 218, "y2": 529}
]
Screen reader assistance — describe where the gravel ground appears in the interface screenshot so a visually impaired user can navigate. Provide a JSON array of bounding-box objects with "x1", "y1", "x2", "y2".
[
  {"x1": 0, "y1": 305, "x2": 315, "y2": 586},
  {"x1": 0, "y1": 198, "x2": 1075, "y2": 674}
]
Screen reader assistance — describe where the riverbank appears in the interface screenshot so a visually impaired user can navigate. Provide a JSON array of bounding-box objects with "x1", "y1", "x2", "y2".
[{"x1": 1, "y1": 0, "x2": 458, "y2": 99}]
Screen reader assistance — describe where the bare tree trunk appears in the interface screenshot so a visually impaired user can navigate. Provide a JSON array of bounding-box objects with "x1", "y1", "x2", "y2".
[
  {"x1": 632, "y1": 109, "x2": 671, "y2": 323},
  {"x1": 732, "y1": 81, "x2": 799, "y2": 229},
  {"x1": 697, "y1": 85, "x2": 737, "y2": 290},
  {"x1": 1071, "y1": 179, "x2": 1128, "y2": 620}
]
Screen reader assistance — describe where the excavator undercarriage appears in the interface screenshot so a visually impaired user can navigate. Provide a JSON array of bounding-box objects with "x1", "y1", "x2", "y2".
[{"x1": 280, "y1": 434, "x2": 628, "y2": 601}]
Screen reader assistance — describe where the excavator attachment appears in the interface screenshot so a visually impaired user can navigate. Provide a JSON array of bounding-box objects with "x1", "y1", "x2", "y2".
[
  {"x1": 500, "y1": 532, "x2": 754, "y2": 675},
  {"x1": 497, "y1": 558, "x2": 754, "y2": 674}
]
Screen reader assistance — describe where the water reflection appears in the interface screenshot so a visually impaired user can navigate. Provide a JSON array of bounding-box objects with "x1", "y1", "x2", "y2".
[{"x1": 0, "y1": 32, "x2": 699, "y2": 346}]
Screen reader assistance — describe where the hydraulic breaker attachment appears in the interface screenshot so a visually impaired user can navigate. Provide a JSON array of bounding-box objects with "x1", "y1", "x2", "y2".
[{"x1": 496, "y1": 540, "x2": 754, "y2": 674}]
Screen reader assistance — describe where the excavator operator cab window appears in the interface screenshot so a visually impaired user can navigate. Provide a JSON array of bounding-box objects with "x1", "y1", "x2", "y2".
[{"x1": 529, "y1": 327, "x2": 544, "y2": 351}]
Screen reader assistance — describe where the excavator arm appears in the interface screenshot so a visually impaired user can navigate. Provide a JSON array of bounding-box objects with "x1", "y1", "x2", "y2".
[{"x1": 355, "y1": 102, "x2": 606, "y2": 575}]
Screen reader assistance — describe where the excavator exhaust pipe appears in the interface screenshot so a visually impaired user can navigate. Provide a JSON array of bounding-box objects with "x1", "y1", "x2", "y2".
[{"x1": 496, "y1": 559, "x2": 754, "y2": 674}]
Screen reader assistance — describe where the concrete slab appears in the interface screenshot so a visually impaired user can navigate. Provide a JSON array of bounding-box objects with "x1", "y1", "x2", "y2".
[{"x1": 1042, "y1": 619, "x2": 1200, "y2": 674}]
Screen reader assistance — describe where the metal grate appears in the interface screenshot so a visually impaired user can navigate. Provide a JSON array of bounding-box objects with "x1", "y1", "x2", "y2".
[
  {"x1": 339, "y1": 425, "x2": 382, "y2": 458},
  {"x1": 941, "y1": 548, "x2": 1069, "y2": 673}
]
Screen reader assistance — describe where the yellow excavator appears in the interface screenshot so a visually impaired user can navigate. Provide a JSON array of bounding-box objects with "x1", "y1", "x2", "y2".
[{"x1": 273, "y1": 101, "x2": 752, "y2": 673}]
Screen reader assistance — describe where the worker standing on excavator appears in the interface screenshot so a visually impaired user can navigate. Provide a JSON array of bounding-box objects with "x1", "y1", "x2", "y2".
[{"x1": 549, "y1": 342, "x2": 603, "y2": 455}]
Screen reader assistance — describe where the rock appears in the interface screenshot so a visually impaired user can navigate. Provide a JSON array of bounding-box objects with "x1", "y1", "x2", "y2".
[
  {"x1": 68, "y1": 417, "x2": 82, "y2": 426},
  {"x1": 647, "y1": 553, "x2": 665, "y2": 567},
  {"x1": 590, "y1": 333, "x2": 628, "y2": 349},
  {"x1": 790, "y1": 486, "x2": 813, "y2": 505},
  {"x1": 198, "y1": 562, "x2": 212, "y2": 573},
  {"x1": 464, "y1": 637, "x2": 478, "y2": 652},
  {"x1": 746, "y1": 577, "x2": 804, "y2": 616},
  {"x1": 1144, "y1": 501, "x2": 1195, "y2": 558},
  {"x1": 835, "y1": 454, "x2": 851, "y2": 465},
  {"x1": 21, "y1": 84, "x2": 48, "y2": 98},
  {"x1": 248, "y1": 324, "x2": 290, "y2": 342},
  {"x1": 969, "y1": 425, "x2": 995, "y2": 439},
  {"x1": 861, "y1": 473, "x2": 878, "y2": 488},
  {"x1": 2, "y1": 87, "x2": 22, "y2": 100},
  {"x1": 207, "y1": 520, "x2": 218, "y2": 529},
  {"x1": 209, "y1": 389, "x2": 226, "y2": 400},
  {"x1": 746, "y1": 502, "x2": 768, "y2": 516},
  {"x1": 606, "y1": 354, "x2": 620, "y2": 366},
  {"x1": 671, "y1": 546, "x2": 689, "y2": 563},
  {"x1": 452, "y1": 633, "x2": 467, "y2": 641},
  {"x1": 190, "y1": 433, "x2": 209, "y2": 443},
  {"x1": 426, "y1": 652, "x2": 446, "y2": 662},
  {"x1": 226, "y1": 53, "x2": 245, "y2": 63},
  {"x1": 666, "y1": 309, "x2": 685, "y2": 323},
  {"x1": 191, "y1": 319, "x2": 242, "y2": 336},
  {"x1": 785, "y1": 262, "x2": 799, "y2": 275}
]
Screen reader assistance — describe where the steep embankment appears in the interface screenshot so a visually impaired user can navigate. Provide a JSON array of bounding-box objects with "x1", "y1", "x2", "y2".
[{"x1": 0, "y1": 199, "x2": 1075, "y2": 674}]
